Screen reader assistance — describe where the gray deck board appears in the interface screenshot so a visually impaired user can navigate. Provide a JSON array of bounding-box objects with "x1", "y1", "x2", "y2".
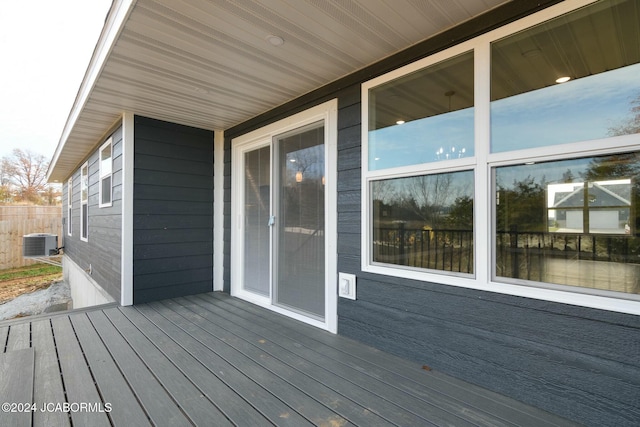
[
  {"x1": 0, "y1": 326, "x2": 8, "y2": 351},
  {"x1": 176, "y1": 298, "x2": 458, "y2": 426},
  {"x1": 186, "y1": 294, "x2": 507, "y2": 427},
  {"x1": 207, "y1": 292, "x2": 577, "y2": 427},
  {"x1": 156, "y1": 299, "x2": 399, "y2": 427},
  {"x1": 133, "y1": 303, "x2": 314, "y2": 427},
  {"x1": 85, "y1": 310, "x2": 192, "y2": 427},
  {"x1": 70, "y1": 313, "x2": 151, "y2": 427},
  {"x1": 0, "y1": 292, "x2": 579, "y2": 427},
  {"x1": 118, "y1": 305, "x2": 280, "y2": 427},
  {"x1": 146, "y1": 304, "x2": 346, "y2": 425},
  {"x1": 31, "y1": 319, "x2": 70, "y2": 427},
  {"x1": 50, "y1": 316, "x2": 111, "y2": 427},
  {"x1": 0, "y1": 348, "x2": 34, "y2": 427},
  {"x1": 6, "y1": 322, "x2": 30, "y2": 351},
  {"x1": 102, "y1": 307, "x2": 232, "y2": 427}
]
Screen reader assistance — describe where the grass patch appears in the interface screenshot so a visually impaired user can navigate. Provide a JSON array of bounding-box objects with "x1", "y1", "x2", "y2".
[
  {"x1": 0, "y1": 263, "x2": 64, "y2": 305},
  {"x1": 0, "y1": 264, "x2": 62, "y2": 281}
]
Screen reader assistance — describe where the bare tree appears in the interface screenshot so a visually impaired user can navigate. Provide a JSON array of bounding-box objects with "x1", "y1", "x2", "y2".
[
  {"x1": 609, "y1": 93, "x2": 640, "y2": 136},
  {"x1": 0, "y1": 158, "x2": 14, "y2": 203},
  {"x1": 404, "y1": 173, "x2": 454, "y2": 227},
  {"x1": 1, "y1": 148, "x2": 51, "y2": 204}
]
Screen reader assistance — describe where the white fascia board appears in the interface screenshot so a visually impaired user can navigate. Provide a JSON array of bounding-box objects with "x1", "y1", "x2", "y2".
[{"x1": 47, "y1": 0, "x2": 137, "y2": 182}]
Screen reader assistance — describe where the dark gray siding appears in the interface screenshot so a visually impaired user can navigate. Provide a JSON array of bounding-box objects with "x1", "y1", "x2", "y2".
[
  {"x1": 63, "y1": 127, "x2": 123, "y2": 302},
  {"x1": 133, "y1": 116, "x2": 213, "y2": 304},
  {"x1": 223, "y1": 2, "x2": 640, "y2": 426}
]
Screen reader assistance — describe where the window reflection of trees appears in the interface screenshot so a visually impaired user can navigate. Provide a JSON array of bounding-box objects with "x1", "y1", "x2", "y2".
[
  {"x1": 372, "y1": 171, "x2": 474, "y2": 274},
  {"x1": 495, "y1": 153, "x2": 640, "y2": 294}
]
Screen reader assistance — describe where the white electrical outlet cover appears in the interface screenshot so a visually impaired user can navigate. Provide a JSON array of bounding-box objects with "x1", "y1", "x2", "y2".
[{"x1": 338, "y1": 272, "x2": 356, "y2": 300}]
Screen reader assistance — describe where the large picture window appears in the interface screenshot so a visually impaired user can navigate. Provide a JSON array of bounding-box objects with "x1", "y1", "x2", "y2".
[
  {"x1": 363, "y1": 0, "x2": 640, "y2": 312},
  {"x1": 80, "y1": 162, "x2": 89, "y2": 241}
]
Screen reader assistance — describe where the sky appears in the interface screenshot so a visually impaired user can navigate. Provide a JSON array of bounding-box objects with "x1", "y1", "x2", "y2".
[
  {"x1": 0, "y1": 0, "x2": 112, "y2": 161},
  {"x1": 367, "y1": 62, "x2": 640, "y2": 172}
]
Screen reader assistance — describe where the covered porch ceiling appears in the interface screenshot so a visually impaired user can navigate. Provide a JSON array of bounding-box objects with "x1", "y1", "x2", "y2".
[{"x1": 47, "y1": 0, "x2": 508, "y2": 182}]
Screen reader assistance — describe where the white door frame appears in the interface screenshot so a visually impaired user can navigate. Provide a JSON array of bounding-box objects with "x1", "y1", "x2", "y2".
[{"x1": 231, "y1": 99, "x2": 338, "y2": 333}]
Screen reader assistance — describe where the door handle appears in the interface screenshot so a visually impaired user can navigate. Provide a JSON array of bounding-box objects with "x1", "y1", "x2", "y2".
[{"x1": 267, "y1": 216, "x2": 275, "y2": 227}]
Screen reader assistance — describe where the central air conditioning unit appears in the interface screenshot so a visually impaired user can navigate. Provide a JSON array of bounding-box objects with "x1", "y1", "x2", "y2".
[{"x1": 23, "y1": 233, "x2": 58, "y2": 257}]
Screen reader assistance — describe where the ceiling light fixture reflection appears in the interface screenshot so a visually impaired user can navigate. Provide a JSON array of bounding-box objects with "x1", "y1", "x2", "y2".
[
  {"x1": 435, "y1": 146, "x2": 467, "y2": 160},
  {"x1": 555, "y1": 76, "x2": 571, "y2": 83},
  {"x1": 522, "y1": 48, "x2": 542, "y2": 58},
  {"x1": 396, "y1": 120, "x2": 405, "y2": 125}
]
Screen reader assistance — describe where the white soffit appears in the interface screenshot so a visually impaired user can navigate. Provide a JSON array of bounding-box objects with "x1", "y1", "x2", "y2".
[{"x1": 48, "y1": 0, "x2": 507, "y2": 181}]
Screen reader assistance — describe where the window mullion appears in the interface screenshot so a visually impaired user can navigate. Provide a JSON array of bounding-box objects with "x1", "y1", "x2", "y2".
[{"x1": 475, "y1": 41, "x2": 491, "y2": 285}]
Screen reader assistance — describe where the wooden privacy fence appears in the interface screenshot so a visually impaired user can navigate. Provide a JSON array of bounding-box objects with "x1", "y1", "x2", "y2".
[{"x1": 0, "y1": 206, "x2": 62, "y2": 270}]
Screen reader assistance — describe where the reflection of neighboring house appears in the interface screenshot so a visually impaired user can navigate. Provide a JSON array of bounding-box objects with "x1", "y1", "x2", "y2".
[{"x1": 548, "y1": 180, "x2": 631, "y2": 233}]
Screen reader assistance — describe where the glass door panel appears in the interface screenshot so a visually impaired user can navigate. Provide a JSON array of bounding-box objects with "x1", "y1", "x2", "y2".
[
  {"x1": 274, "y1": 123, "x2": 325, "y2": 319},
  {"x1": 243, "y1": 146, "x2": 271, "y2": 296}
]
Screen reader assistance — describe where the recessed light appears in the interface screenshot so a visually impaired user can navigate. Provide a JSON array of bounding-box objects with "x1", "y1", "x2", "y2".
[
  {"x1": 555, "y1": 76, "x2": 571, "y2": 83},
  {"x1": 396, "y1": 120, "x2": 405, "y2": 125},
  {"x1": 266, "y1": 35, "x2": 284, "y2": 46}
]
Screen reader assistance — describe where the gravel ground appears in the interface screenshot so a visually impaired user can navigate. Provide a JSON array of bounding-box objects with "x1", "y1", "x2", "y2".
[{"x1": 0, "y1": 281, "x2": 72, "y2": 321}]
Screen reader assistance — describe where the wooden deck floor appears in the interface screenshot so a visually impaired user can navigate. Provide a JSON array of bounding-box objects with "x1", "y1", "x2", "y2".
[{"x1": 0, "y1": 292, "x2": 579, "y2": 427}]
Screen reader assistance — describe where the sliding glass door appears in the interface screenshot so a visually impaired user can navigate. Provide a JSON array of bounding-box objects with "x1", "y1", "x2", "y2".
[
  {"x1": 232, "y1": 100, "x2": 337, "y2": 331},
  {"x1": 273, "y1": 123, "x2": 325, "y2": 318}
]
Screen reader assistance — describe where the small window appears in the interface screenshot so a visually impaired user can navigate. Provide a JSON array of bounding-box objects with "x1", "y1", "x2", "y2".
[
  {"x1": 372, "y1": 170, "x2": 474, "y2": 275},
  {"x1": 490, "y1": 0, "x2": 640, "y2": 153},
  {"x1": 494, "y1": 152, "x2": 640, "y2": 295},
  {"x1": 67, "y1": 177, "x2": 72, "y2": 236},
  {"x1": 367, "y1": 51, "x2": 474, "y2": 170},
  {"x1": 99, "y1": 138, "x2": 113, "y2": 207},
  {"x1": 80, "y1": 162, "x2": 89, "y2": 241}
]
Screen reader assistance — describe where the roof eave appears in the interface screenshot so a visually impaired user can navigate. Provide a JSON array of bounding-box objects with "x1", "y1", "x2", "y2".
[{"x1": 46, "y1": 0, "x2": 136, "y2": 183}]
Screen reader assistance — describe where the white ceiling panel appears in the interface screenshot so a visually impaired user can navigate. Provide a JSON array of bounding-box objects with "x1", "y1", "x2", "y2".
[{"x1": 48, "y1": 0, "x2": 508, "y2": 181}]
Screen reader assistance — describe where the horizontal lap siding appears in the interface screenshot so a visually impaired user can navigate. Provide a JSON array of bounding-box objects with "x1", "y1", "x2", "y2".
[
  {"x1": 133, "y1": 116, "x2": 213, "y2": 304},
  {"x1": 223, "y1": 2, "x2": 640, "y2": 426},
  {"x1": 332, "y1": 69, "x2": 640, "y2": 427},
  {"x1": 64, "y1": 127, "x2": 123, "y2": 302},
  {"x1": 334, "y1": 81, "x2": 640, "y2": 427}
]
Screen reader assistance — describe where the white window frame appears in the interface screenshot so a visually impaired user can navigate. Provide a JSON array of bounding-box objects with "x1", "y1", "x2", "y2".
[
  {"x1": 80, "y1": 162, "x2": 89, "y2": 242},
  {"x1": 99, "y1": 138, "x2": 113, "y2": 208},
  {"x1": 362, "y1": 0, "x2": 640, "y2": 316},
  {"x1": 231, "y1": 99, "x2": 338, "y2": 333},
  {"x1": 67, "y1": 177, "x2": 73, "y2": 236},
  {"x1": 362, "y1": 40, "x2": 480, "y2": 290}
]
